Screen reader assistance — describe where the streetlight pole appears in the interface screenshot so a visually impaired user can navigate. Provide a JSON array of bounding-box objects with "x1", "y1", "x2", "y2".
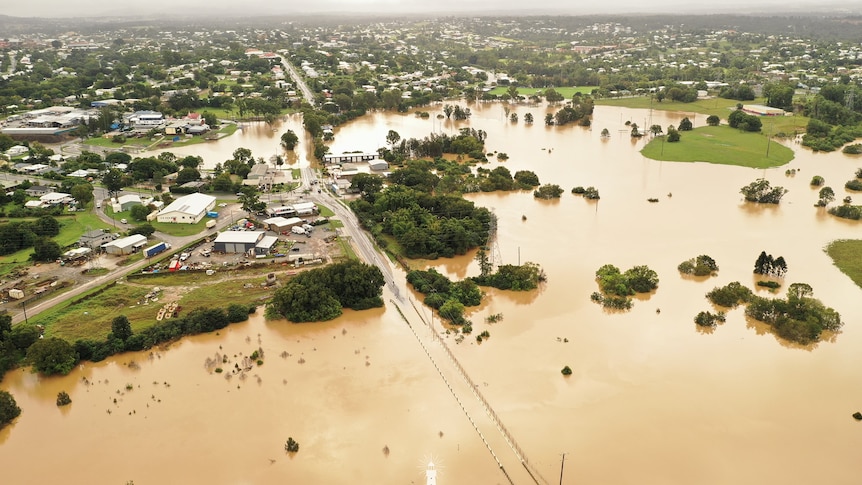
[{"x1": 559, "y1": 452, "x2": 566, "y2": 485}]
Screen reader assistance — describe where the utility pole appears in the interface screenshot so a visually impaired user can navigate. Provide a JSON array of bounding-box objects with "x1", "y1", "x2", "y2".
[
  {"x1": 21, "y1": 300, "x2": 28, "y2": 325},
  {"x1": 559, "y1": 452, "x2": 566, "y2": 485}
]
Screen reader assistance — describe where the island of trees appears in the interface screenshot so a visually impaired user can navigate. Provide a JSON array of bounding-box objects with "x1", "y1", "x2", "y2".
[{"x1": 591, "y1": 264, "x2": 659, "y2": 310}]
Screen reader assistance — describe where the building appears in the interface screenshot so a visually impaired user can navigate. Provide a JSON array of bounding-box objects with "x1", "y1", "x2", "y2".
[
  {"x1": 104, "y1": 234, "x2": 148, "y2": 255},
  {"x1": 39, "y1": 192, "x2": 73, "y2": 206},
  {"x1": 79, "y1": 229, "x2": 113, "y2": 249},
  {"x1": 323, "y1": 152, "x2": 379, "y2": 165},
  {"x1": 213, "y1": 231, "x2": 265, "y2": 254},
  {"x1": 262, "y1": 216, "x2": 303, "y2": 232},
  {"x1": 24, "y1": 185, "x2": 51, "y2": 197},
  {"x1": 156, "y1": 193, "x2": 216, "y2": 224},
  {"x1": 116, "y1": 194, "x2": 142, "y2": 212},
  {"x1": 292, "y1": 201, "x2": 317, "y2": 216},
  {"x1": 128, "y1": 111, "x2": 164, "y2": 127},
  {"x1": 742, "y1": 104, "x2": 787, "y2": 116}
]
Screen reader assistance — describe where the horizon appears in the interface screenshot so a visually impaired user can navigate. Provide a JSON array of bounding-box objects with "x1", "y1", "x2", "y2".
[{"x1": 4, "y1": 0, "x2": 862, "y2": 20}]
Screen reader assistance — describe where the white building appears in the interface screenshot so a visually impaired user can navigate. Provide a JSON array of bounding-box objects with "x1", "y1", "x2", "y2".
[
  {"x1": 104, "y1": 234, "x2": 148, "y2": 255},
  {"x1": 39, "y1": 192, "x2": 74, "y2": 205},
  {"x1": 156, "y1": 193, "x2": 216, "y2": 224}
]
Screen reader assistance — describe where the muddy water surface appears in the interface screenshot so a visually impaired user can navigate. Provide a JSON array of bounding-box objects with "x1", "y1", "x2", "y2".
[{"x1": 4, "y1": 103, "x2": 862, "y2": 484}]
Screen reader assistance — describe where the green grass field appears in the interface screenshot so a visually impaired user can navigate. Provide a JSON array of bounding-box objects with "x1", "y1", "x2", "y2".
[
  {"x1": 597, "y1": 96, "x2": 808, "y2": 135},
  {"x1": 825, "y1": 240, "x2": 862, "y2": 290},
  {"x1": 106, "y1": 206, "x2": 208, "y2": 237},
  {"x1": 640, "y1": 125, "x2": 794, "y2": 168},
  {"x1": 84, "y1": 136, "x2": 153, "y2": 148},
  {"x1": 488, "y1": 86, "x2": 599, "y2": 98}
]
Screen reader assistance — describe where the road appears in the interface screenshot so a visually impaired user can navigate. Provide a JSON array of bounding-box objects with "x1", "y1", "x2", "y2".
[{"x1": 281, "y1": 58, "x2": 316, "y2": 107}]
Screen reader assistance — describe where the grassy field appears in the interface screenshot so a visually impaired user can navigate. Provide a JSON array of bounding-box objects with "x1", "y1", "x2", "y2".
[
  {"x1": 488, "y1": 86, "x2": 599, "y2": 98},
  {"x1": 106, "y1": 206, "x2": 208, "y2": 237},
  {"x1": 41, "y1": 269, "x2": 277, "y2": 341},
  {"x1": 640, "y1": 125, "x2": 794, "y2": 168},
  {"x1": 596, "y1": 96, "x2": 808, "y2": 135},
  {"x1": 84, "y1": 136, "x2": 152, "y2": 148},
  {"x1": 317, "y1": 204, "x2": 336, "y2": 218},
  {"x1": 825, "y1": 240, "x2": 862, "y2": 290}
]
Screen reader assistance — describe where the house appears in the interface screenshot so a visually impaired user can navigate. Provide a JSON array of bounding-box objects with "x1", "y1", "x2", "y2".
[
  {"x1": 156, "y1": 192, "x2": 216, "y2": 224},
  {"x1": 24, "y1": 185, "x2": 51, "y2": 197},
  {"x1": 129, "y1": 110, "x2": 164, "y2": 127},
  {"x1": 5, "y1": 145, "x2": 28, "y2": 157},
  {"x1": 116, "y1": 194, "x2": 142, "y2": 212},
  {"x1": 40, "y1": 192, "x2": 73, "y2": 206},
  {"x1": 104, "y1": 234, "x2": 148, "y2": 255},
  {"x1": 213, "y1": 230, "x2": 265, "y2": 254},
  {"x1": 79, "y1": 229, "x2": 113, "y2": 249}
]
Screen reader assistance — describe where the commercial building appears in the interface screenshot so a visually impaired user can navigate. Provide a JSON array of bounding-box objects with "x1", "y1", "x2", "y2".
[
  {"x1": 213, "y1": 231, "x2": 265, "y2": 254},
  {"x1": 79, "y1": 229, "x2": 113, "y2": 249},
  {"x1": 116, "y1": 194, "x2": 143, "y2": 212},
  {"x1": 104, "y1": 234, "x2": 148, "y2": 255},
  {"x1": 262, "y1": 216, "x2": 303, "y2": 232},
  {"x1": 742, "y1": 104, "x2": 787, "y2": 116},
  {"x1": 156, "y1": 193, "x2": 216, "y2": 224}
]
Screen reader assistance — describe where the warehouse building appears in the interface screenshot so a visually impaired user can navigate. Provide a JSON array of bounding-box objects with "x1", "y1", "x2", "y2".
[
  {"x1": 156, "y1": 193, "x2": 216, "y2": 224},
  {"x1": 103, "y1": 234, "x2": 148, "y2": 255}
]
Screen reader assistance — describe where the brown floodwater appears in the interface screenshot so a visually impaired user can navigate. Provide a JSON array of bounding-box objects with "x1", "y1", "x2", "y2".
[{"x1": 5, "y1": 102, "x2": 862, "y2": 484}]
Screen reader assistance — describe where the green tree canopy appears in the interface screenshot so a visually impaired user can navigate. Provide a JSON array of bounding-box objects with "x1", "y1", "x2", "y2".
[
  {"x1": 27, "y1": 337, "x2": 78, "y2": 375},
  {"x1": 0, "y1": 390, "x2": 21, "y2": 429}
]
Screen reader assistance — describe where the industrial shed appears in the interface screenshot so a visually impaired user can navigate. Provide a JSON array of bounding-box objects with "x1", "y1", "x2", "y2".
[
  {"x1": 262, "y1": 216, "x2": 303, "y2": 232},
  {"x1": 213, "y1": 231, "x2": 265, "y2": 254},
  {"x1": 103, "y1": 234, "x2": 148, "y2": 255},
  {"x1": 255, "y1": 235, "x2": 279, "y2": 256},
  {"x1": 156, "y1": 193, "x2": 216, "y2": 224}
]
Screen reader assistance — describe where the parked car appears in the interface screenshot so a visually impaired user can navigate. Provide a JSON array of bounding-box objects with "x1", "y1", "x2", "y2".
[{"x1": 120, "y1": 218, "x2": 127, "y2": 224}]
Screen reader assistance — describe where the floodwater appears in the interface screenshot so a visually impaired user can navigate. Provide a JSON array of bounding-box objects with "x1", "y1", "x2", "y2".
[{"x1": 5, "y1": 102, "x2": 862, "y2": 484}]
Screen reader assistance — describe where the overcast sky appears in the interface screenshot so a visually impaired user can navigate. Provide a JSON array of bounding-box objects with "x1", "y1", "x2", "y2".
[{"x1": 4, "y1": 0, "x2": 861, "y2": 19}]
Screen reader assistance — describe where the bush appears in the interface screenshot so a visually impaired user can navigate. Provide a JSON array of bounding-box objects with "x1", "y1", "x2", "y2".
[
  {"x1": 26, "y1": 337, "x2": 78, "y2": 376},
  {"x1": 757, "y1": 280, "x2": 781, "y2": 290},
  {"x1": 285, "y1": 437, "x2": 300, "y2": 453},
  {"x1": 533, "y1": 184, "x2": 564, "y2": 199},
  {"x1": 740, "y1": 178, "x2": 788, "y2": 204},
  {"x1": 56, "y1": 391, "x2": 72, "y2": 407},
  {"x1": 571, "y1": 186, "x2": 586, "y2": 194},
  {"x1": 0, "y1": 390, "x2": 21, "y2": 429},
  {"x1": 829, "y1": 204, "x2": 862, "y2": 220},
  {"x1": 845, "y1": 179, "x2": 862, "y2": 191},
  {"x1": 842, "y1": 144, "x2": 862, "y2": 154},
  {"x1": 810, "y1": 175, "x2": 825, "y2": 186},
  {"x1": 677, "y1": 255, "x2": 719, "y2": 276},
  {"x1": 561, "y1": 366, "x2": 573, "y2": 376},
  {"x1": 706, "y1": 282, "x2": 753, "y2": 308},
  {"x1": 694, "y1": 311, "x2": 726, "y2": 328}
]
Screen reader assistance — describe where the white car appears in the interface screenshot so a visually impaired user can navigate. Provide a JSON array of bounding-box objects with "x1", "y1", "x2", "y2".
[
  {"x1": 218, "y1": 203, "x2": 228, "y2": 207},
  {"x1": 120, "y1": 218, "x2": 128, "y2": 224}
]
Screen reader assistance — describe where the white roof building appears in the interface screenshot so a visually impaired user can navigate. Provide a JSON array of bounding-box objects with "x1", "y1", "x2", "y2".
[
  {"x1": 104, "y1": 234, "x2": 148, "y2": 255},
  {"x1": 40, "y1": 192, "x2": 73, "y2": 205},
  {"x1": 156, "y1": 193, "x2": 216, "y2": 224}
]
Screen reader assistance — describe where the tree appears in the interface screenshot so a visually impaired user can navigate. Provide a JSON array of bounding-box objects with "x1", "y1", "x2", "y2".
[
  {"x1": 787, "y1": 282, "x2": 813, "y2": 300},
  {"x1": 706, "y1": 115, "x2": 720, "y2": 126},
  {"x1": 533, "y1": 184, "x2": 564, "y2": 199},
  {"x1": 232, "y1": 147, "x2": 253, "y2": 165},
  {"x1": 630, "y1": 123, "x2": 642, "y2": 137},
  {"x1": 285, "y1": 437, "x2": 300, "y2": 453},
  {"x1": 56, "y1": 391, "x2": 72, "y2": 407},
  {"x1": 678, "y1": 117, "x2": 693, "y2": 131},
  {"x1": 280, "y1": 130, "x2": 299, "y2": 151},
  {"x1": 111, "y1": 315, "x2": 133, "y2": 341},
  {"x1": 438, "y1": 299, "x2": 466, "y2": 324},
  {"x1": 26, "y1": 337, "x2": 78, "y2": 375},
  {"x1": 623, "y1": 265, "x2": 660, "y2": 293},
  {"x1": 103, "y1": 169, "x2": 125, "y2": 198},
  {"x1": 350, "y1": 173, "x2": 384, "y2": 201},
  {"x1": 212, "y1": 173, "x2": 234, "y2": 192},
  {"x1": 238, "y1": 187, "x2": 266, "y2": 215},
  {"x1": 740, "y1": 179, "x2": 788, "y2": 204},
  {"x1": 32, "y1": 237, "x2": 61, "y2": 262},
  {"x1": 667, "y1": 126, "x2": 681, "y2": 142},
  {"x1": 524, "y1": 113, "x2": 534, "y2": 124},
  {"x1": 817, "y1": 186, "x2": 835, "y2": 207},
  {"x1": 9, "y1": 325, "x2": 40, "y2": 351},
  {"x1": 386, "y1": 130, "x2": 401, "y2": 147},
  {"x1": 0, "y1": 390, "x2": 20, "y2": 429},
  {"x1": 128, "y1": 223, "x2": 156, "y2": 237},
  {"x1": 650, "y1": 124, "x2": 663, "y2": 136},
  {"x1": 544, "y1": 88, "x2": 564, "y2": 103},
  {"x1": 71, "y1": 183, "x2": 94, "y2": 205},
  {"x1": 544, "y1": 113, "x2": 554, "y2": 125},
  {"x1": 130, "y1": 204, "x2": 150, "y2": 221},
  {"x1": 268, "y1": 281, "x2": 342, "y2": 322},
  {"x1": 754, "y1": 251, "x2": 773, "y2": 275}
]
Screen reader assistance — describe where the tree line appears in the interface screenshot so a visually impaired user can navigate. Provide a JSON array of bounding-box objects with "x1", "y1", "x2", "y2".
[{"x1": 267, "y1": 261, "x2": 385, "y2": 322}]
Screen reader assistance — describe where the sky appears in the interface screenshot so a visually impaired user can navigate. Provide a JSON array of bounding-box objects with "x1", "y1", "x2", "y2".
[{"x1": 4, "y1": 0, "x2": 862, "y2": 19}]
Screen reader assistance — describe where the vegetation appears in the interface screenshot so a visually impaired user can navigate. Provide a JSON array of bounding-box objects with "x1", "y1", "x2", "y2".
[
  {"x1": 351, "y1": 183, "x2": 491, "y2": 259},
  {"x1": 592, "y1": 264, "x2": 658, "y2": 309},
  {"x1": 757, "y1": 281, "x2": 781, "y2": 290},
  {"x1": 706, "y1": 282, "x2": 753, "y2": 308},
  {"x1": 0, "y1": 390, "x2": 21, "y2": 429},
  {"x1": 694, "y1": 311, "x2": 726, "y2": 328},
  {"x1": 473, "y1": 249, "x2": 546, "y2": 290},
  {"x1": 26, "y1": 337, "x2": 79, "y2": 376},
  {"x1": 533, "y1": 184, "x2": 564, "y2": 199},
  {"x1": 406, "y1": 268, "x2": 482, "y2": 325},
  {"x1": 845, "y1": 179, "x2": 862, "y2": 191},
  {"x1": 561, "y1": 366, "x2": 573, "y2": 376},
  {"x1": 267, "y1": 261, "x2": 384, "y2": 322},
  {"x1": 740, "y1": 179, "x2": 788, "y2": 204},
  {"x1": 56, "y1": 391, "x2": 72, "y2": 407},
  {"x1": 641, "y1": 126, "x2": 793, "y2": 168},
  {"x1": 285, "y1": 437, "x2": 300, "y2": 453},
  {"x1": 754, "y1": 251, "x2": 788, "y2": 277},
  {"x1": 825, "y1": 240, "x2": 862, "y2": 290},
  {"x1": 829, "y1": 204, "x2": 862, "y2": 220},
  {"x1": 816, "y1": 187, "x2": 836, "y2": 207},
  {"x1": 745, "y1": 284, "x2": 842, "y2": 344},
  {"x1": 677, "y1": 255, "x2": 719, "y2": 277},
  {"x1": 0, "y1": 216, "x2": 61, "y2": 256},
  {"x1": 810, "y1": 175, "x2": 825, "y2": 186}
]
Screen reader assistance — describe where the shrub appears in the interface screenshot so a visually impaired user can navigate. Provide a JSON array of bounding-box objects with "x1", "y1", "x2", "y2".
[
  {"x1": 810, "y1": 175, "x2": 825, "y2": 186},
  {"x1": 56, "y1": 391, "x2": 72, "y2": 407},
  {"x1": 677, "y1": 255, "x2": 719, "y2": 276},
  {"x1": 845, "y1": 179, "x2": 862, "y2": 191},
  {"x1": 694, "y1": 311, "x2": 726, "y2": 328},
  {"x1": 757, "y1": 280, "x2": 781, "y2": 290},
  {"x1": 842, "y1": 144, "x2": 862, "y2": 154},
  {"x1": 706, "y1": 282, "x2": 753, "y2": 308},
  {"x1": 533, "y1": 184, "x2": 564, "y2": 199},
  {"x1": 561, "y1": 366, "x2": 573, "y2": 376},
  {"x1": 0, "y1": 390, "x2": 21, "y2": 429},
  {"x1": 829, "y1": 204, "x2": 862, "y2": 220},
  {"x1": 285, "y1": 437, "x2": 300, "y2": 453},
  {"x1": 571, "y1": 186, "x2": 586, "y2": 194},
  {"x1": 740, "y1": 178, "x2": 788, "y2": 204}
]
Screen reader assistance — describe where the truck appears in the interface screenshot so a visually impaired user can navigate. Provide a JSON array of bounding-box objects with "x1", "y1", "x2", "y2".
[
  {"x1": 301, "y1": 223, "x2": 314, "y2": 233},
  {"x1": 206, "y1": 219, "x2": 217, "y2": 229},
  {"x1": 291, "y1": 226, "x2": 306, "y2": 235},
  {"x1": 207, "y1": 211, "x2": 219, "y2": 218},
  {"x1": 144, "y1": 242, "x2": 171, "y2": 258}
]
